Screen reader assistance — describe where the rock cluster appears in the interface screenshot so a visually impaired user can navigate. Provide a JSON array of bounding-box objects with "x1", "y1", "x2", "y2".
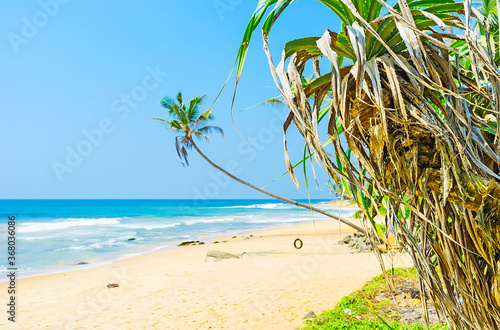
[
  {"x1": 177, "y1": 240, "x2": 204, "y2": 246},
  {"x1": 339, "y1": 232, "x2": 373, "y2": 253}
]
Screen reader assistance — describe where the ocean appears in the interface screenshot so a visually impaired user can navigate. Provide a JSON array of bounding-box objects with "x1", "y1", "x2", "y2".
[{"x1": 0, "y1": 199, "x2": 356, "y2": 280}]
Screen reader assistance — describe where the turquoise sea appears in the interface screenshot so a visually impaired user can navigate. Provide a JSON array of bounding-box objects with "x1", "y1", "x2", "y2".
[{"x1": 0, "y1": 199, "x2": 356, "y2": 280}]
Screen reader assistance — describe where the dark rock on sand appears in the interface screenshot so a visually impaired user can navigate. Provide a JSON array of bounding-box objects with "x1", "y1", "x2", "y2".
[
  {"x1": 178, "y1": 240, "x2": 205, "y2": 246},
  {"x1": 357, "y1": 244, "x2": 367, "y2": 253},
  {"x1": 339, "y1": 235, "x2": 352, "y2": 244},
  {"x1": 128, "y1": 238, "x2": 136, "y2": 241},
  {"x1": 76, "y1": 262, "x2": 88, "y2": 265},
  {"x1": 303, "y1": 311, "x2": 316, "y2": 319},
  {"x1": 178, "y1": 241, "x2": 195, "y2": 246}
]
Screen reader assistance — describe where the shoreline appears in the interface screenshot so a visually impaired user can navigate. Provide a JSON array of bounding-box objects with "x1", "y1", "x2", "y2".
[
  {"x1": 3, "y1": 218, "x2": 351, "y2": 283},
  {"x1": 5, "y1": 201, "x2": 359, "y2": 283},
  {"x1": 0, "y1": 214, "x2": 413, "y2": 329}
]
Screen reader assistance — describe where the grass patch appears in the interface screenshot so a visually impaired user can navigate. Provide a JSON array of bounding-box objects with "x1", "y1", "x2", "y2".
[{"x1": 300, "y1": 268, "x2": 451, "y2": 330}]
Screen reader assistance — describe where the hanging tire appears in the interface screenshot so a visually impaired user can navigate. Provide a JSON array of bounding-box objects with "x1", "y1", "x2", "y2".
[{"x1": 294, "y1": 238, "x2": 303, "y2": 249}]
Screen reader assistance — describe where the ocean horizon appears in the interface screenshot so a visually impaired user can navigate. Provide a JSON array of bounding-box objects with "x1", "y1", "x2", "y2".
[{"x1": 0, "y1": 199, "x2": 356, "y2": 281}]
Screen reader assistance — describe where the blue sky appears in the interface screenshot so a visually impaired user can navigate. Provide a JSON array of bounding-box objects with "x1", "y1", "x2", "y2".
[{"x1": 0, "y1": 1, "x2": 342, "y2": 199}]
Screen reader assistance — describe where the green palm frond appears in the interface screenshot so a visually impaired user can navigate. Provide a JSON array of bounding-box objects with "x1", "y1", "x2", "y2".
[
  {"x1": 186, "y1": 95, "x2": 205, "y2": 123},
  {"x1": 198, "y1": 125, "x2": 224, "y2": 138},
  {"x1": 192, "y1": 109, "x2": 215, "y2": 128},
  {"x1": 153, "y1": 93, "x2": 224, "y2": 166}
]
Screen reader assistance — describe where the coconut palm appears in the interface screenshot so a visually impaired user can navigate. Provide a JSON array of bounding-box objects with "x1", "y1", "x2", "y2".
[
  {"x1": 153, "y1": 92, "x2": 364, "y2": 232},
  {"x1": 153, "y1": 93, "x2": 223, "y2": 166},
  {"x1": 236, "y1": 0, "x2": 500, "y2": 329}
]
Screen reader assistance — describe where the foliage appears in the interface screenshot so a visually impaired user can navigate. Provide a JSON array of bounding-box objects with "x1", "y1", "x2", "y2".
[
  {"x1": 152, "y1": 92, "x2": 223, "y2": 166},
  {"x1": 301, "y1": 268, "x2": 451, "y2": 330},
  {"x1": 236, "y1": 0, "x2": 500, "y2": 329}
]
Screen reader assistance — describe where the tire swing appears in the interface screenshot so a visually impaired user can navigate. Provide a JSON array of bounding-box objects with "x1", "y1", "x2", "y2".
[{"x1": 294, "y1": 238, "x2": 303, "y2": 249}]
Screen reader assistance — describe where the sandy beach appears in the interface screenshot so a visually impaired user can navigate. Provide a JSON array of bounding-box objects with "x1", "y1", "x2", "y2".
[{"x1": 1, "y1": 217, "x2": 411, "y2": 329}]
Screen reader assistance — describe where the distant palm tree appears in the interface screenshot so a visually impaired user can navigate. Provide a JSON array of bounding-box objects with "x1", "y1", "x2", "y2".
[
  {"x1": 153, "y1": 92, "x2": 363, "y2": 232},
  {"x1": 152, "y1": 93, "x2": 223, "y2": 166}
]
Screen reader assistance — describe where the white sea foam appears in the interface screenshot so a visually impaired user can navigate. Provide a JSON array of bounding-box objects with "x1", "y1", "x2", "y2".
[
  {"x1": 19, "y1": 218, "x2": 122, "y2": 233},
  {"x1": 217, "y1": 203, "x2": 294, "y2": 210},
  {"x1": 162, "y1": 235, "x2": 191, "y2": 240},
  {"x1": 117, "y1": 222, "x2": 181, "y2": 230},
  {"x1": 248, "y1": 218, "x2": 310, "y2": 224},
  {"x1": 55, "y1": 238, "x2": 130, "y2": 252},
  {"x1": 21, "y1": 236, "x2": 53, "y2": 241},
  {"x1": 217, "y1": 202, "x2": 345, "y2": 210},
  {"x1": 183, "y1": 217, "x2": 236, "y2": 225}
]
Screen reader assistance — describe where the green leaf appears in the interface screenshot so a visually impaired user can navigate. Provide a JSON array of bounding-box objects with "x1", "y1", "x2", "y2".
[
  {"x1": 284, "y1": 36, "x2": 322, "y2": 59},
  {"x1": 484, "y1": 121, "x2": 498, "y2": 134}
]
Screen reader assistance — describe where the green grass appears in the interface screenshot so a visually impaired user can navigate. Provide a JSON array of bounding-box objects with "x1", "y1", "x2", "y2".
[{"x1": 300, "y1": 268, "x2": 451, "y2": 330}]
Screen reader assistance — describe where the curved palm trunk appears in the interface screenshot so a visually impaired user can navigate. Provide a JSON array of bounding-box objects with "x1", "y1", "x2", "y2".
[{"x1": 190, "y1": 140, "x2": 364, "y2": 233}]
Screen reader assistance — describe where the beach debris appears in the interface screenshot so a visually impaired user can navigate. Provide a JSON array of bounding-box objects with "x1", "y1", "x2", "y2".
[
  {"x1": 205, "y1": 250, "x2": 240, "y2": 262},
  {"x1": 249, "y1": 235, "x2": 254, "y2": 237},
  {"x1": 240, "y1": 252, "x2": 250, "y2": 258},
  {"x1": 76, "y1": 262, "x2": 88, "y2": 265},
  {"x1": 178, "y1": 240, "x2": 204, "y2": 246},
  {"x1": 213, "y1": 241, "x2": 219, "y2": 244},
  {"x1": 232, "y1": 236, "x2": 237, "y2": 238},
  {"x1": 344, "y1": 308, "x2": 352, "y2": 315},
  {"x1": 107, "y1": 283, "x2": 119, "y2": 288},
  {"x1": 338, "y1": 232, "x2": 372, "y2": 253},
  {"x1": 303, "y1": 311, "x2": 317, "y2": 319},
  {"x1": 243, "y1": 236, "x2": 249, "y2": 240},
  {"x1": 128, "y1": 238, "x2": 136, "y2": 241}
]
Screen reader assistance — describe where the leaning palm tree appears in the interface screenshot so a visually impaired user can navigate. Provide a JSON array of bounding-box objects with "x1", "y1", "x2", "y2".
[
  {"x1": 235, "y1": 0, "x2": 500, "y2": 329},
  {"x1": 152, "y1": 92, "x2": 364, "y2": 232}
]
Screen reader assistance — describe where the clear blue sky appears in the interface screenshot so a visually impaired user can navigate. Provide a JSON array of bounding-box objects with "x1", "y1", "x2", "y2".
[{"x1": 0, "y1": 1, "x2": 342, "y2": 199}]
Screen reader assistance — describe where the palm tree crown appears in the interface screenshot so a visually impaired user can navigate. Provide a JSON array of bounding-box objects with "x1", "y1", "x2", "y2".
[{"x1": 152, "y1": 92, "x2": 223, "y2": 166}]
